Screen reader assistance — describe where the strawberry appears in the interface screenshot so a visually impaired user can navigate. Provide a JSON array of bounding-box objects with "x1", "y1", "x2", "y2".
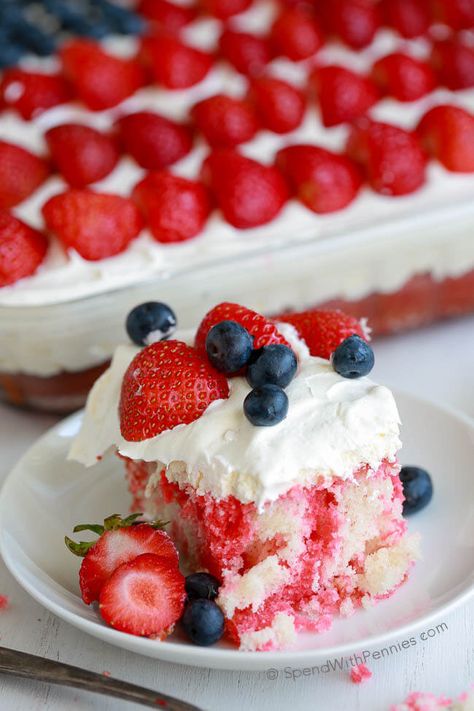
[
  {"x1": 191, "y1": 95, "x2": 259, "y2": 148},
  {"x1": 431, "y1": 0, "x2": 474, "y2": 29},
  {"x1": 0, "y1": 141, "x2": 50, "y2": 209},
  {"x1": 137, "y1": 0, "x2": 197, "y2": 32},
  {"x1": 430, "y1": 39, "x2": 474, "y2": 91},
  {"x1": 60, "y1": 39, "x2": 144, "y2": 111},
  {"x1": 45, "y1": 124, "x2": 120, "y2": 188},
  {"x1": 346, "y1": 119, "x2": 427, "y2": 195},
  {"x1": 65, "y1": 513, "x2": 178, "y2": 605},
  {"x1": 42, "y1": 190, "x2": 143, "y2": 261},
  {"x1": 116, "y1": 112, "x2": 193, "y2": 170},
  {"x1": 119, "y1": 340, "x2": 229, "y2": 441},
  {"x1": 140, "y1": 35, "x2": 212, "y2": 89},
  {"x1": 0, "y1": 211, "x2": 48, "y2": 287},
  {"x1": 276, "y1": 145, "x2": 362, "y2": 213},
  {"x1": 199, "y1": 0, "x2": 252, "y2": 19},
  {"x1": 380, "y1": 0, "x2": 431, "y2": 38},
  {"x1": 99, "y1": 553, "x2": 186, "y2": 637},
  {"x1": 201, "y1": 149, "x2": 288, "y2": 228},
  {"x1": 132, "y1": 171, "x2": 211, "y2": 243},
  {"x1": 371, "y1": 52, "x2": 436, "y2": 102},
  {"x1": 416, "y1": 105, "x2": 474, "y2": 172},
  {"x1": 246, "y1": 76, "x2": 306, "y2": 134},
  {"x1": 219, "y1": 29, "x2": 272, "y2": 76},
  {"x1": 270, "y1": 8, "x2": 324, "y2": 61},
  {"x1": 312, "y1": 66, "x2": 379, "y2": 128},
  {"x1": 0, "y1": 69, "x2": 72, "y2": 120},
  {"x1": 275, "y1": 309, "x2": 367, "y2": 359},
  {"x1": 319, "y1": 0, "x2": 381, "y2": 49},
  {"x1": 195, "y1": 302, "x2": 290, "y2": 356}
]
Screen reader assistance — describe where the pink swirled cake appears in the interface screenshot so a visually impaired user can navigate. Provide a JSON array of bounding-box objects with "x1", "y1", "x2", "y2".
[{"x1": 70, "y1": 303, "x2": 419, "y2": 650}]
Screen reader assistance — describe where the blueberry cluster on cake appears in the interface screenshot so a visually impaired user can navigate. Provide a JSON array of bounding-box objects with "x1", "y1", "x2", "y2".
[{"x1": 70, "y1": 302, "x2": 422, "y2": 650}]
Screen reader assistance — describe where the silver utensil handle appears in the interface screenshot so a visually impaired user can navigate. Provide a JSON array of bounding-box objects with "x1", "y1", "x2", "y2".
[{"x1": 0, "y1": 645, "x2": 203, "y2": 711}]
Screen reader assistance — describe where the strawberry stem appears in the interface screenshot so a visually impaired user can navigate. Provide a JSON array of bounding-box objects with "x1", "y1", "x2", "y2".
[{"x1": 65, "y1": 513, "x2": 168, "y2": 557}]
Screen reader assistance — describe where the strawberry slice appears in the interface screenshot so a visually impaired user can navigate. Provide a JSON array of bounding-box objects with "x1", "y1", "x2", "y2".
[
  {"x1": 119, "y1": 340, "x2": 230, "y2": 441},
  {"x1": 0, "y1": 211, "x2": 48, "y2": 287},
  {"x1": 42, "y1": 190, "x2": 143, "y2": 261},
  {"x1": 99, "y1": 553, "x2": 186, "y2": 637},
  {"x1": 0, "y1": 69, "x2": 72, "y2": 120},
  {"x1": 274, "y1": 309, "x2": 368, "y2": 359},
  {"x1": 0, "y1": 141, "x2": 50, "y2": 210},
  {"x1": 65, "y1": 514, "x2": 178, "y2": 605},
  {"x1": 195, "y1": 302, "x2": 290, "y2": 356}
]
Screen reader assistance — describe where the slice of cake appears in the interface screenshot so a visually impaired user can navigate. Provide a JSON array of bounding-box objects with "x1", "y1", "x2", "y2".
[{"x1": 70, "y1": 302, "x2": 419, "y2": 651}]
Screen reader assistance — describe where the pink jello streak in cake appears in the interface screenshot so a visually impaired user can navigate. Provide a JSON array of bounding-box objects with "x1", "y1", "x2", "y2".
[{"x1": 70, "y1": 323, "x2": 420, "y2": 651}]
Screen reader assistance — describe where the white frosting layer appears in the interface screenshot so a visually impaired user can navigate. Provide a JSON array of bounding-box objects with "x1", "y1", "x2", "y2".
[{"x1": 69, "y1": 325, "x2": 401, "y2": 507}]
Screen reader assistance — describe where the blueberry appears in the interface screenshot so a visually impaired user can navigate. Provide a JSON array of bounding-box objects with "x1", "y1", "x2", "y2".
[
  {"x1": 332, "y1": 335, "x2": 374, "y2": 379},
  {"x1": 0, "y1": 41, "x2": 24, "y2": 68},
  {"x1": 400, "y1": 466, "x2": 433, "y2": 515},
  {"x1": 182, "y1": 599, "x2": 225, "y2": 646},
  {"x1": 185, "y1": 572, "x2": 220, "y2": 601},
  {"x1": 247, "y1": 344, "x2": 297, "y2": 389},
  {"x1": 9, "y1": 21, "x2": 56, "y2": 56},
  {"x1": 244, "y1": 384, "x2": 288, "y2": 427},
  {"x1": 126, "y1": 302, "x2": 177, "y2": 347},
  {"x1": 93, "y1": 0, "x2": 148, "y2": 34},
  {"x1": 205, "y1": 320, "x2": 253, "y2": 375}
]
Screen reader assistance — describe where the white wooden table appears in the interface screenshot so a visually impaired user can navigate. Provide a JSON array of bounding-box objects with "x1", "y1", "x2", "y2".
[{"x1": 1, "y1": 316, "x2": 473, "y2": 711}]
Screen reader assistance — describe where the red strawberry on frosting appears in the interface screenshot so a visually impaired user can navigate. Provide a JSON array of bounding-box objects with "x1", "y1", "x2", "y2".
[
  {"x1": 371, "y1": 52, "x2": 435, "y2": 102},
  {"x1": 60, "y1": 39, "x2": 144, "y2": 111},
  {"x1": 416, "y1": 105, "x2": 474, "y2": 173},
  {"x1": 275, "y1": 309, "x2": 368, "y2": 359},
  {"x1": 42, "y1": 190, "x2": 143, "y2": 261},
  {"x1": 140, "y1": 35, "x2": 212, "y2": 89},
  {"x1": 65, "y1": 513, "x2": 178, "y2": 604},
  {"x1": 99, "y1": 553, "x2": 186, "y2": 637},
  {"x1": 132, "y1": 171, "x2": 211, "y2": 243},
  {"x1": 270, "y1": 7, "x2": 324, "y2": 61},
  {"x1": 116, "y1": 112, "x2": 194, "y2": 170},
  {"x1": 0, "y1": 211, "x2": 48, "y2": 287},
  {"x1": 119, "y1": 340, "x2": 230, "y2": 441},
  {"x1": 191, "y1": 95, "x2": 259, "y2": 148},
  {"x1": 201, "y1": 149, "x2": 288, "y2": 228},
  {"x1": 0, "y1": 69, "x2": 72, "y2": 120},
  {"x1": 45, "y1": 124, "x2": 120, "y2": 188},
  {"x1": 247, "y1": 76, "x2": 306, "y2": 134},
  {"x1": 346, "y1": 119, "x2": 427, "y2": 196},
  {"x1": 219, "y1": 29, "x2": 272, "y2": 76},
  {"x1": 0, "y1": 141, "x2": 50, "y2": 209},
  {"x1": 276, "y1": 145, "x2": 362, "y2": 213},
  {"x1": 195, "y1": 302, "x2": 290, "y2": 356},
  {"x1": 312, "y1": 66, "x2": 379, "y2": 128}
]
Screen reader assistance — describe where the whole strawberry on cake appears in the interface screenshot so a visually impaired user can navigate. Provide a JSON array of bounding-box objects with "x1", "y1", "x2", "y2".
[{"x1": 69, "y1": 301, "x2": 421, "y2": 651}]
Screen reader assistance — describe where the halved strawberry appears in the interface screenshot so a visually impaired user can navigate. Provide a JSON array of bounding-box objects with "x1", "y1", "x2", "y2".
[
  {"x1": 119, "y1": 340, "x2": 230, "y2": 441},
  {"x1": 0, "y1": 141, "x2": 50, "y2": 209},
  {"x1": 0, "y1": 211, "x2": 48, "y2": 287},
  {"x1": 42, "y1": 190, "x2": 143, "y2": 261},
  {"x1": 0, "y1": 69, "x2": 72, "y2": 120},
  {"x1": 99, "y1": 553, "x2": 186, "y2": 638},
  {"x1": 65, "y1": 513, "x2": 178, "y2": 605},
  {"x1": 195, "y1": 302, "x2": 290, "y2": 356},
  {"x1": 274, "y1": 309, "x2": 368, "y2": 359}
]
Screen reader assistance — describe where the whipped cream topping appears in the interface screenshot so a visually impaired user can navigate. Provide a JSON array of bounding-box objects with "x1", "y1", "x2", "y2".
[{"x1": 69, "y1": 325, "x2": 401, "y2": 507}]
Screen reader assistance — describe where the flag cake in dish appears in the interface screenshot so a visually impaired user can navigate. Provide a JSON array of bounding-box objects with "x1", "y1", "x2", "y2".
[
  {"x1": 70, "y1": 302, "x2": 420, "y2": 651},
  {"x1": 2, "y1": 0, "x2": 474, "y2": 412}
]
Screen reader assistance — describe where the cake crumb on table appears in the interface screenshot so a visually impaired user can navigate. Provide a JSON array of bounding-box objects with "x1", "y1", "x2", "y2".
[
  {"x1": 0, "y1": 595, "x2": 10, "y2": 610},
  {"x1": 350, "y1": 663, "x2": 372, "y2": 684}
]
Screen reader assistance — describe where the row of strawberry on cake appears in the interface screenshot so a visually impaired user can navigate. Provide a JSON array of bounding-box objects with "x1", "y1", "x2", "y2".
[{"x1": 2, "y1": 99, "x2": 474, "y2": 289}]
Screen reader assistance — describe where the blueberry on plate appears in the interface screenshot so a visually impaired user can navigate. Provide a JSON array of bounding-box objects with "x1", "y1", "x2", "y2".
[
  {"x1": 247, "y1": 344, "x2": 297, "y2": 389},
  {"x1": 332, "y1": 334, "x2": 374, "y2": 379},
  {"x1": 126, "y1": 302, "x2": 177, "y2": 347},
  {"x1": 182, "y1": 599, "x2": 225, "y2": 646},
  {"x1": 400, "y1": 465, "x2": 433, "y2": 515},
  {"x1": 185, "y1": 572, "x2": 220, "y2": 601},
  {"x1": 244, "y1": 384, "x2": 289, "y2": 426},
  {"x1": 205, "y1": 320, "x2": 253, "y2": 375},
  {"x1": 94, "y1": 0, "x2": 148, "y2": 34}
]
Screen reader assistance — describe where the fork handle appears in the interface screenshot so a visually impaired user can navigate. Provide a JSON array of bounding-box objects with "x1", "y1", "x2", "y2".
[{"x1": 0, "y1": 645, "x2": 203, "y2": 711}]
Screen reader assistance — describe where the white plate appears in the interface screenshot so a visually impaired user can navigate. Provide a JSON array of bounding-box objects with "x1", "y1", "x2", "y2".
[{"x1": 1, "y1": 390, "x2": 474, "y2": 672}]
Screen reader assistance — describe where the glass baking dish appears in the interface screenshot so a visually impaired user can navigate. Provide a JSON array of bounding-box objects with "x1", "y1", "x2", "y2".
[{"x1": 1, "y1": 184, "x2": 473, "y2": 413}]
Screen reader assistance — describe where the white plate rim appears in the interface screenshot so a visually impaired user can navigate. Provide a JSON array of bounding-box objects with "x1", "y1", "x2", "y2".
[{"x1": 1, "y1": 389, "x2": 473, "y2": 672}]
